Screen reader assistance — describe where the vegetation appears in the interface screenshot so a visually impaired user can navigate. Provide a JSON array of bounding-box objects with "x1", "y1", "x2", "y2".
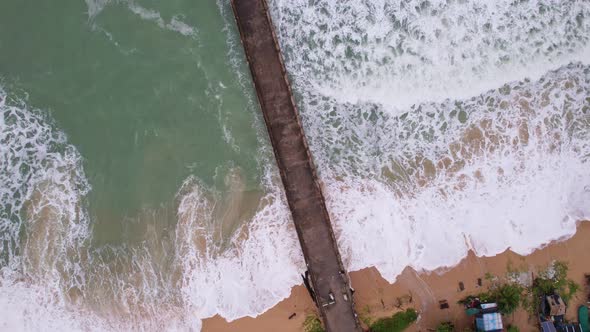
[
  {"x1": 361, "y1": 261, "x2": 578, "y2": 332},
  {"x1": 523, "y1": 261, "x2": 580, "y2": 314},
  {"x1": 507, "y1": 325, "x2": 519, "y2": 332},
  {"x1": 436, "y1": 322, "x2": 455, "y2": 332},
  {"x1": 359, "y1": 305, "x2": 373, "y2": 327},
  {"x1": 303, "y1": 315, "x2": 325, "y2": 332},
  {"x1": 493, "y1": 283, "x2": 523, "y2": 314},
  {"x1": 369, "y1": 308, "x2": 418, "y2": 332},
  {"x1": 459, "y1": 283, "x2": 523, "y2": 315},
  {"x1": 461, "y1": 261, "x2": 580, "y2": 317},
  {"x1": 536, "y1": 261, "x2": 579, "y2": 302}
]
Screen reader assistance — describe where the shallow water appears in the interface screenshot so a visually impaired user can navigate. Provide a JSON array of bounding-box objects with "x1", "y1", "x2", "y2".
[
  {"x1": 1, "y1": 0, "x2": 590, "y2": 330},
  {"x1": 1, "y1": 0, "x2": 301, "y2": 330},
  {"x1": 268, "y1": 0, "x2": 590, "y2": 280}
]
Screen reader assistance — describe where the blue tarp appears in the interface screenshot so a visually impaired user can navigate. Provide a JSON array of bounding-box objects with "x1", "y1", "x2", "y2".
[{"x1": 476, "y1": 312, "x2": 503, "y2": 331}]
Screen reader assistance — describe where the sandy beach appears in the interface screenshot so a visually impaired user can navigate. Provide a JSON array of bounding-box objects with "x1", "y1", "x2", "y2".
[{"x1": 203, "y1": 221, "x2": 590, "y2": 331}]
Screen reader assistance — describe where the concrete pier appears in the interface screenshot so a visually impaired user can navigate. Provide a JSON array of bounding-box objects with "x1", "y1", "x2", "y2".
[{"x1": 230, "y1": 0, "x2": 361, "y2": 331}]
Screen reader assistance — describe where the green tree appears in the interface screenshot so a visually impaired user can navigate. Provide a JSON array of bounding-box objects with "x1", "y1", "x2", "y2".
[
  {"x1": 492, "y1": 283, "x2": 523, "y2": 315},
  {"x1": 370, "y1": 309, "x2": 418, "y2": 332}
]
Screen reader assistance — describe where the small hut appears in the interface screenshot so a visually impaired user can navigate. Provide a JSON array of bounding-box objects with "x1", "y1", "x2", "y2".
[
  {"x1": 539, "y1": 294, "x2": 583, "y2": 332},
  {"x1": 546, "y1": 295, "x2": 567, "y2": 317}
]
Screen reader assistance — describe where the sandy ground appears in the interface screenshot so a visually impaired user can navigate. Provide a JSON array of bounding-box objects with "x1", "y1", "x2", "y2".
[{"x1": 202, "y1": 221, "x2": 590, "y2": 331}]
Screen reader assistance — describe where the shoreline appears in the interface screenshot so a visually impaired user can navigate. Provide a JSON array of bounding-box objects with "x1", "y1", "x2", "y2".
[{"x1": 202, "y1": 221, "x2": 590, "y2": 331}]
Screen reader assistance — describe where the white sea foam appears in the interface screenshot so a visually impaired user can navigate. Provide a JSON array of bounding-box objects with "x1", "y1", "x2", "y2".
[
  {"x1": 0, "y1": 276, "x2": 111, "y2": 332},
  {"x1": 267, "y1": 0, "x2": 590, "y2": 283},
  {"x1": 269, "y1": 0, "x2": 590, "y2": 110},
  {"x1": 84, "y1": 0, "x2": 198, "y2": 38},
  {"x1": 0, "y1": 84, "x2": 301, "y2": 330},
  {"x1": 84, "y1": 0, "x2": 110, "y2": 20},
  {"x1": 4, "y1": 0, "x2": 590, "y2": 330},
  {"x1": 0, "y1": 87, "x2": 97, "y2": 329},
  {"x1": 127, "y1": 4, "x2": 198, "y2": 37},
  {"x1": 175, "y1": 170, "x2": 303, "y2": 325},
  {"x1": 168, "y1": 15, "x2": 199, "y2": 37},
  {"x1": 0, "y1": 88, "x2": 91, "y2": 272},
  {"x1": 216, "y1": 0, "x2": 252, "y2": 85},
  {"x1": 0, "y1": 87, "x2": 180, "y2": 331},
  {"x1": 328, "y1": 148, "x2": 589, "y2": 281},
  {"x1": 302, "y1": 64, "x2": 590, "y2": 282}
]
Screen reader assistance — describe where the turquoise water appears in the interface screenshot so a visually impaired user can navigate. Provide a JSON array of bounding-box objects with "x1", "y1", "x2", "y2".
[
  {"x1": 1, "y1": 0, "x2": 590, "y2": 331},
  {"x1": 0, "y1": 0, "x2": 263, "y2": 244},
  {"x1": 0, "y1": 1, "x2": 299, "y2": 330}
]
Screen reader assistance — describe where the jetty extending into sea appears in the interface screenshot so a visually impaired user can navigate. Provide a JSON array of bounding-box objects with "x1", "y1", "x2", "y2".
[{"x1": 230, "y1": 0, "x2": 361, "y2": 331}]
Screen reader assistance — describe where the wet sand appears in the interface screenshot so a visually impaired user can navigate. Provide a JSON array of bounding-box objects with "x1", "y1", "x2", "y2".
[{"x1": 202, "y1": 221, "x2": 590, "y2": 331}]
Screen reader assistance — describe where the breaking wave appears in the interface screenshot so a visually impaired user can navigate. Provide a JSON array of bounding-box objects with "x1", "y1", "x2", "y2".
[
  {"x1": 0, "y1": 86, "x2": 302, "y2": 330},
  {"x1": 2, "y1": 0, "x2": 590, "y2": 330},
  {"x1": 270, "y1": 0, "x2": 590, "y2": 109},
  {"x1": 324, "y1": 65, "x2": 590, "y2": 280},
  {"x1": 268, "y1": 0, "x2": 590, "y2": 282}
]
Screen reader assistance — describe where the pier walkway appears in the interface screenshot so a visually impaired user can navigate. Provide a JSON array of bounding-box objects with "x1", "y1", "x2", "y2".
[{"x1": 230, "y1": 1, "x2": 361, "y2": 331}]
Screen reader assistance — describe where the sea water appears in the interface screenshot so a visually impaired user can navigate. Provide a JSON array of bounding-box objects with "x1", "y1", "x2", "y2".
[
  {"x1": 1, "y1": 0, "x2": 589, "y2": 330},
  {"x1": 0, "y1": 0, "x2": 301, "y2": 330},
  {"x1": 268, "y1": 0, "x2": 590, "y2": 278}
]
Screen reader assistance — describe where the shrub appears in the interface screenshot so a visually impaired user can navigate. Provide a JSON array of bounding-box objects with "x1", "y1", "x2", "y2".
[
  {"x1": 436, "y1": 322, "x2": 455, "y2": 332},
  {"x1": 507, "y1": 325, "x2": 519, "y2": 332},
  {"x1": 303, "y1": 315, "x2": 324, "y2": 332},
  {"x1": 493, "y1": 283, "x2": 523, "y2": 315},
  {"x1": 524, "y1": 261, "x2": 580, "y2": 314},
  {"x1": 370, "y1": 308, "x2": 418, "y2": 332},
  {"x1": 459, "y1": 283, "x2": 523, "y2": 315}
]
